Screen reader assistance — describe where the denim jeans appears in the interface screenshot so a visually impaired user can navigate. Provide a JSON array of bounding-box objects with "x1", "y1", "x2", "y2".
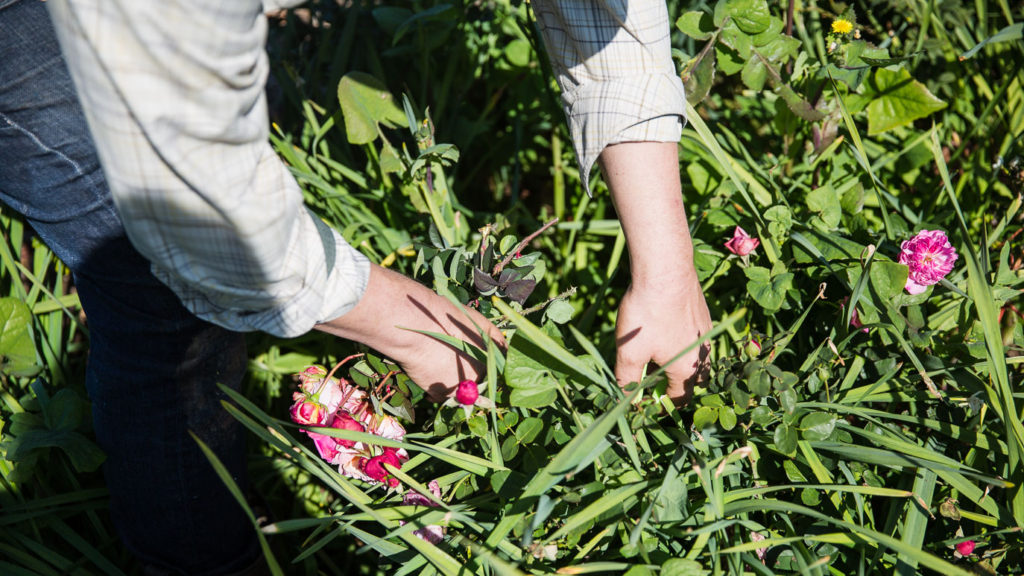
[{"x1": 0, "y1": 1, "x2": 258, "y2": 573}]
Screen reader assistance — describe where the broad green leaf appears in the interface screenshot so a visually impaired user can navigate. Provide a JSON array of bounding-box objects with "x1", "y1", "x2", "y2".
[
  {"x1": 337, "y1": 72, "x2": 408, "y2": 145},
  {"x1": 693, "y1": 406, "x2": 718, "y2": 429},
  {"x1": 676, "y1": 11, "x2": 715, "y2": 40},
  {"x1": 719, "y1": 406, "x2": 738, "y2": 431},
  {"x1": 714, "y1": 0, "x2": 771, "y2": 34},
  {"x1": 799, "y1": 412, "x2": 836, "y2": 441},
  {"x1": 862, "y1": 68, "x2": 946, "y2": 135},
  {"x1": 744, "y1": 266, "x2": 793, "y2": 313},
  {"x1": 505, "y1": 38, "x2": 532, "y2": 68},
  {"x1": 505, "y1": 334, "x2": 561, "y2": 409},
  {"x1": 741, "y1": 57, "x2": 767, "y2": 91},
  {"x1": 774, "y1": 422, "x2": 798, "y2": 456},
  {"x1": 806, "y1": 185, "x2": 842, "y2": 230},
  {"x1": 543, "y1": 299, "x2": 575, "y2": 325},
  {"x1": 764, "y1": 205, "x2": 792, "y2": 240},
  {"x1": 869, "y1": 261, "x2": 910, "y2": 302},
  {"x1": 0, "y1": 298, "x2": 37, "y2": 375}
]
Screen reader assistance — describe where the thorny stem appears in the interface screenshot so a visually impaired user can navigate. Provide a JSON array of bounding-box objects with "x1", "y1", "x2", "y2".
[
  {"x1": 496, "y1": 286, "x2": 577, "y2": 328},
  {"x1": 492, "y1": 217, "x2": 559, "y2": 276}
]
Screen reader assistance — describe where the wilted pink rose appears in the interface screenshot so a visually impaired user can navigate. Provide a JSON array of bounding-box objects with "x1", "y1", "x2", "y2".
[
  {"x1": 402, "y1": 480, "x2": 445, "y2": 544},
  {"x1": 456, "y1": 380, "x2": 480, "y2": 406},
  {"x1": 725, "y1": 226, "x2": 760, "y2": 256},
  {"x1": 290, "y1": 400, "x2": 327, "y2": 427},
  {"x1": 332, "y1": 412, "x2": 366, "y2": 448},
  {"x1": 955, "y1": 540, "x2": 975, "y2": 556},
  {"x1": 370, "y1": 414, "x2": 406, "y2": 442},
  {"x1": 750, "y1": 531, "x2": 767, "y2": 562},
  {"x1": 898, "y1": 230, "x2": 958, "y2": 295},
  {"x1": 364, "y1": 448, "x2": 403, "y2": 486}
]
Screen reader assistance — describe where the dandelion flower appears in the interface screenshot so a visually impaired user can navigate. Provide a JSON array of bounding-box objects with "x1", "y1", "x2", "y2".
[{"x1": 831, "y1": 19, "x2": 854, "y2": 35}]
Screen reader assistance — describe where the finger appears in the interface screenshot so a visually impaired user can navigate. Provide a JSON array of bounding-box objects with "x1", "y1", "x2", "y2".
[{"x1": 614, "y1": 347, "x2": 648, "y2": 391}]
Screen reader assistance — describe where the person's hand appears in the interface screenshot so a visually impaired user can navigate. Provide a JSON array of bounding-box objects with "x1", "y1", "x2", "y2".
[
  {"x1": 615, "y1": 277, "x2": 712, "y2": 404},
  {"x1": 598, "y1": 141, "x2": 713, "y2": 405},
  {"x1": 317, "y1": 265, "x2": 505, "y2": 400}
]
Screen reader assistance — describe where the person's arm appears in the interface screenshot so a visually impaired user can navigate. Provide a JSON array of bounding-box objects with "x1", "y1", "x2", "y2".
[
  {"x1": 317, "y1": 265, "x2": 503, "y2": 400},
  {"x1": 47, "y1": 0, "x2": 500, "y2": 396},
  {"x1": 532, "y1": 0, "x2": 712, "y2": 402},
  {"x1": 599, "y1": 142, "x2": 711, "y2": 402}
]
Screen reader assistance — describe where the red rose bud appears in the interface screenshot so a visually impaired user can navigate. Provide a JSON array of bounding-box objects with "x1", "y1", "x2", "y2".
[
  {"x1": 363, "y1": 455, "x2": 388, "y2": 482},
  {"x1": 955, "y1": 540, "x2": 975, "y2": 556},
  {"x1": 724, "y1": 226, "x2": 760, "y2": 256},
  {"x1": 456, "y1": 380, "x2": 479, "y2": 406}
]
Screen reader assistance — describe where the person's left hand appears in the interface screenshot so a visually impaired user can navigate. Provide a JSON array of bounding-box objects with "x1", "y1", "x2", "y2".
[{"x1": 614, "y1": 276, "x2": 712, "y2": 404}]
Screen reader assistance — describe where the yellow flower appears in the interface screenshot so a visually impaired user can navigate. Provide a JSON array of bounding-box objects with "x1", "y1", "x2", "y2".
[{"x1": 831, "y1": 19, "x2": 854, "y2": 34}]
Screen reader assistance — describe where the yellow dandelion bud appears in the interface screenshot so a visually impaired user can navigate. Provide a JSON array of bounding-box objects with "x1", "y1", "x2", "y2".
[{"x1": 832, "y1": 19, "x2": 854, "y2": 34}]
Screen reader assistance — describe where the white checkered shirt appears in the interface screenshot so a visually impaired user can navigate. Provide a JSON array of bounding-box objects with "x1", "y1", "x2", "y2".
[{"x1": 46, "y1": 0, "x2": 684, "y2": 337}]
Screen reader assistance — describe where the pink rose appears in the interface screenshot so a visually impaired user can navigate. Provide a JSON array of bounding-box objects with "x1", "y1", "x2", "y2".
[
  {"x1": 369, "y1": 414, "x2": 406, "y2": 442},
  {"x1": 840, "y1": 297, "x2": 869, "y2": 334},
  {"x1": 364, "y1": 448, "x2": 403, "y2": 486},
  {"x1": 898, "y1": 230, "x2": 958, "y2": 295},
  {"x1": 455, "y1": 380, "x2": 480, "y2": 406},
  {"x1": 725, "y1": 226, "x2": 760, "y2": 256},
  {"x1": 955, "y1": 540, "x2": 975, "y2": 556},
  {"x1": 332, "y1": 411, "x2": 366, "y2": 448},
  {"x1": 289, "y1": 400, "x2": 328, "y2": 427}
]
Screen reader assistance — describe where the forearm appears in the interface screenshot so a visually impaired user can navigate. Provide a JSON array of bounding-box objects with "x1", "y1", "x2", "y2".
[{"x1": 600, "y1": 142, "x2": 699, "y2": 291}]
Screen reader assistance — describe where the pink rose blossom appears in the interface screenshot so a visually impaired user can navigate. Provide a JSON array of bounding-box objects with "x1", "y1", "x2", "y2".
[
  {"x1": 955, "y1": 540, "x2": 975, "y2": 556},
  {"x1": 456, "y1": 380, "x2": 480, "y2": 405},
  {"x1": 725, "y1": 226, "x2": 760, "y2": 256},
  {"x1": 402, "y1": 480, "x2": 445, "y2": 544},
  {"x1": 898, "y1": 230, "x2": 958, "y2": 294},
  {"x1": 289, "y1": 400, "x2": 328, "y2": 427},
  {"x1": 364, "y1": 448, "x2": 403, "y2": 487},
  {"x1": 308, "y1": 414, "x2": 364, "y2": 461},
  {"x1": 369, "y1": 414, "x2": 406, "y2": 442}
]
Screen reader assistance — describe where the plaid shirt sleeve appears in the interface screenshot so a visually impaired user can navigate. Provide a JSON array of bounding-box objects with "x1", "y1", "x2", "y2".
[
  {"x1": 532, "y1": 0, "x2": 686, "y2": 195},
  {"x1": 47, "y1": 0, "x2": 369, "y2": 338}
]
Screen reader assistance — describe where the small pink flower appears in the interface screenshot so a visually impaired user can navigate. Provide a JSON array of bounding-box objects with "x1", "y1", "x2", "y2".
[
  {"x1": 290, "y1": 400, "x2": 328, "y2": 427},
  {"x1": 955, "y1": 540, "x2": 975, "y2": 556},
  {"x1": 725, "y1": 226, "x2": 760, "y2": 256},
  {"x1": 750, "y1": 531, "x2": 768, "y2": 562},
  {"x1": 402, "y1": 480, "x2": 445, "y2": 544},
  {"x1": 841, "y1": 297, "x2": 869, "y2": 334},
  {"x1": 456, "y1": 380, "x2": 480, "y2": 405},
  {"x1": 898, "y1": 230, "x2": 958, "y2": 295}
]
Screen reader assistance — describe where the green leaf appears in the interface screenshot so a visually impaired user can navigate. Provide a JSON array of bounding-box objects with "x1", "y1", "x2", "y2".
[
  {"x1": 505, "y1": 334, "x2": 561, "y2": 409},
  {"x1": 800, "y1": 412, "x2": 836, "y2": 441},
  {"x1": 764, "y1": 205, "x2": 793, "y2": 240},
  {"x1": 676, "y1": 11, "x2": 715, "y2": 40},
  {"x1": 337, "y1": 72, "x2": 408, "y2": 144},
  {"x1": 744, "y1": 266, "x2": 793, "y2": 313},
  {"x1": 806, "y1": 185, "x2": 842, "y2": 230},
  {"x1": 543, "y1": 299, "x2": 575, "y2": 325},
  {"x1": 505, "y1": 38, "x2": 532, "y2": 68},
  {"x1": 869, "y1": 261, "x2": 910, "y2": 302},
  {"x1": 693, "y1": 406, "x2": 718, "y2": 429},
  {"x1": 683, "y1": 49, "x2": 717, "y2": 105},
  {"x1": 774, "y1": 422, "x2": 798, "y2": 456},
  {"x1": 961, "y1": 22, "x2": 1023, "y2": 60},
  {"x1": 719, "y1": 406, "x2": 738, "y2": 431},
  {"x1": 715, "y1": 0, "x2": 771, "y2": 34},
  {"x1": 661, "y1": 557, "x2": 709, "y2": 576},
  {"x1": 862, "y1": 68, "x2": 946, "y2": 135},
  {"x1": 0, "y1": 297, "x2": 37, "y2": 375},
  {"x1": 741, "y1": 57, "x2": 767, "y2": 91}
]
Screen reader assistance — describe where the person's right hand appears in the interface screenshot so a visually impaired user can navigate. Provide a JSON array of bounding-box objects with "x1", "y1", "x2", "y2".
[{"x1": 317, "y1": 264, "x2": 505, "y2": 401}]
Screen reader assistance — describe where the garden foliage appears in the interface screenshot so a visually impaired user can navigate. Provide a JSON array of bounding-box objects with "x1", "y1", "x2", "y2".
[{"x1": 1, "y1": 0, "x2": 1023, "y2": 574}]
